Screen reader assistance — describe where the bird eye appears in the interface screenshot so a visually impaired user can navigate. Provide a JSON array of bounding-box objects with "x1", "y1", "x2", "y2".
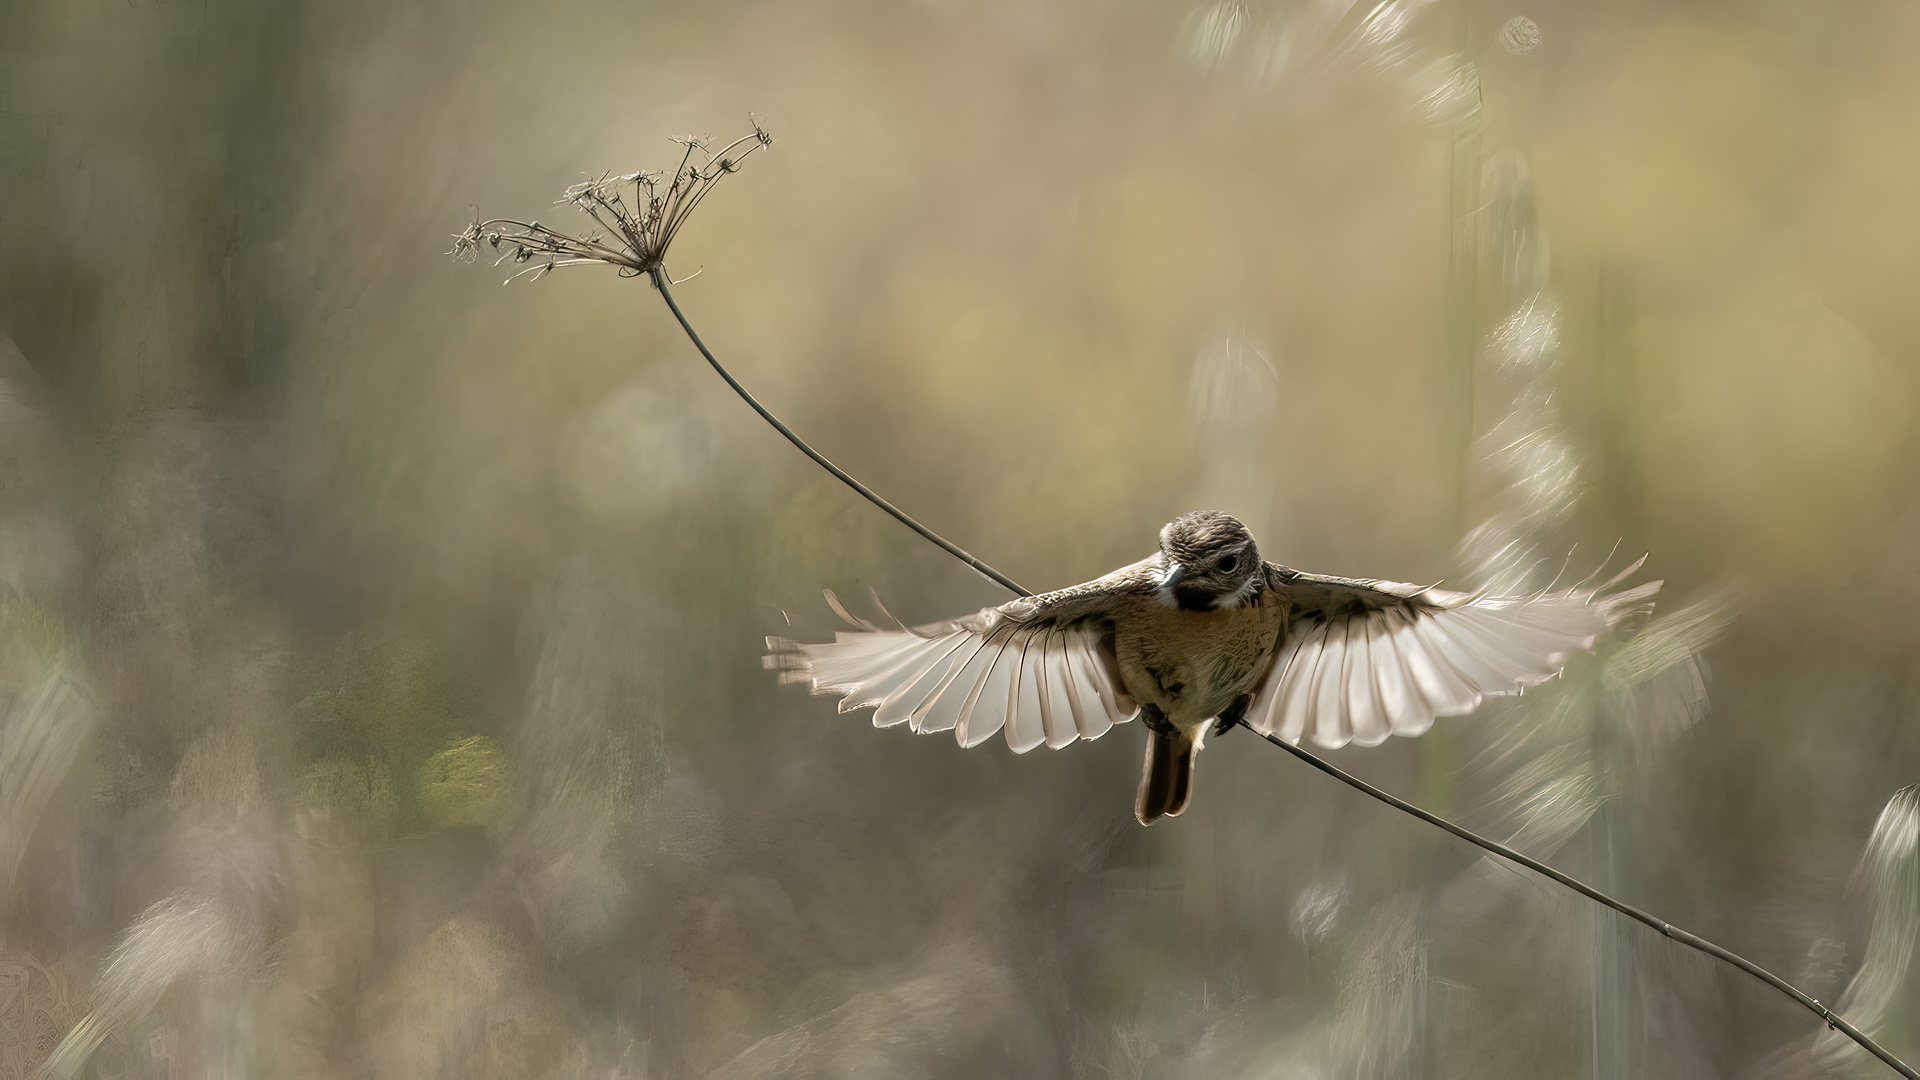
[{"x1": 1217, "y1": 555, "x2": 1238, "y2": 573}]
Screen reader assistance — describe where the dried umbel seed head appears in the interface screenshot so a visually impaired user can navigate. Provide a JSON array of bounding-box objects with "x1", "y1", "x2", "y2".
[{"x1": 451, "y1": 120, "x2": 772, "y2": 284}]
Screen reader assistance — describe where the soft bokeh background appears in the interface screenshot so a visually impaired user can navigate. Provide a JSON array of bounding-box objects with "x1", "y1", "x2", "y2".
[{"x1": 2, "y1": 0, "x2": 1918, "y2": 1076}]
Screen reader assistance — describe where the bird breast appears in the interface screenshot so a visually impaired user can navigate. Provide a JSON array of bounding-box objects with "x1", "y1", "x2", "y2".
[{"x1": 1111, "y1": 596, "x2": 1285, "y2": 729}]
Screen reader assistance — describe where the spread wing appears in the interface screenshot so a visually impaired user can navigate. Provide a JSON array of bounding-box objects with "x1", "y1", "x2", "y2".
[
  {"x1": 1248, "y1": 563, "x2": 1660, "y2": 749},
  {"x1": 764, "y1": 560, "x2": 1156, "y2": 753}
]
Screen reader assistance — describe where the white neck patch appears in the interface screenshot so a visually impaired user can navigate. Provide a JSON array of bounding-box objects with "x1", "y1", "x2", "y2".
[{"x1": 1212, "y1": 575, "x2": 1262, "y2": 610}]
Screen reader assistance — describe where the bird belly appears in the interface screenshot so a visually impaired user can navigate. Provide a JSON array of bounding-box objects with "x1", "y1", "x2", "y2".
[{"x1": 1114, "y1": 603, "x2": 1283, "y2": 733}]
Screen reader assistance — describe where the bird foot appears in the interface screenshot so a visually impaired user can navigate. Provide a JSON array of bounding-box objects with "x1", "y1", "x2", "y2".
[
  {"x1": 1140, "y1": 704, "x2": 1176, "y2": 736},
  {"x1": 1210, "y1": 695, "x2": 1253, "y2": 739}
]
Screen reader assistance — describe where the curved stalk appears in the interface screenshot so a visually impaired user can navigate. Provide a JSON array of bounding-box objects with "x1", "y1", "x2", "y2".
[
  {"x1": 1245, "y1": 725, "x2": 1918, "y2": 1080},
  {"x1": 649, "y1": 268, "x2": 1032, "y2": 598}
]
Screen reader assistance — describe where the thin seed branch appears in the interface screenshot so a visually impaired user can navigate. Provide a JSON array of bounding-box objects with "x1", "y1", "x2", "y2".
[
  {"x1": 1239, "y1": 724, "x2": 1919, "y2": 1080},
  {"x1": 648, "y1": 269, "x2": 1030, "y2": 597}
]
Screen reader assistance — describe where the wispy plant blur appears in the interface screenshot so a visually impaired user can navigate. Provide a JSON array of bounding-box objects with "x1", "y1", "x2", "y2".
[{"x1": 2, "y1": 0, "x2": 1918, "y2": 1076}]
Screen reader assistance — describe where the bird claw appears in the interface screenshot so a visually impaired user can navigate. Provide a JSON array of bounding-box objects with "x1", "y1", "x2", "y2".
[
  {"x1": 1210, "y1": 695, "x2": 1254, "y2": 739},
  {"x1": 1141, "y1": 705, "x2": 1176, "y2": 736}
]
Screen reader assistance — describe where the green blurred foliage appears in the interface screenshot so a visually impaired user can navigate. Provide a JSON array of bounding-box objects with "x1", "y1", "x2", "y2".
[{"x1": 415, "y1": 735, "x2": 510, "y2": 831}]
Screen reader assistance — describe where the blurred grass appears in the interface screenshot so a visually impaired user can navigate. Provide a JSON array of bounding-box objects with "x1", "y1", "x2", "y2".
[{"x1": 2, "y1": 0, "x2": 1919, "y2": 1076}]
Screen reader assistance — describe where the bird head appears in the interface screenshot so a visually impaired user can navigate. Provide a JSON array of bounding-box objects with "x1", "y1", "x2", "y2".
[{"x1": 1157, "y1": 511, "x2": 1263, "y2": 610}]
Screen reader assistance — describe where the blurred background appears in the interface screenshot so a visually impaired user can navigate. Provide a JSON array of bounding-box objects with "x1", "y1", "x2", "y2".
[{"x1": 2, "y1": 0, "x2": 1918, "y2": 1076}]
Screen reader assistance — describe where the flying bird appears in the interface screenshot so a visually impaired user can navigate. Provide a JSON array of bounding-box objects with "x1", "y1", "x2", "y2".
[{"x1": 766, "y1": 511, "x2": 1655, "y2": 825}]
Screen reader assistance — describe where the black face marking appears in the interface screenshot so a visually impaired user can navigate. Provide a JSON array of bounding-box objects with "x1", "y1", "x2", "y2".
[{"x1": 1172, "y1": 585, "x2": 1217, "y2": 612}]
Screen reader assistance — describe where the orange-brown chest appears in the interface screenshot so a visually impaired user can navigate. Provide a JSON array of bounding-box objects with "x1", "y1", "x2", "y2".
[{"x1": 1110, "y1": 592, "x2": 1286, "y2": 727}]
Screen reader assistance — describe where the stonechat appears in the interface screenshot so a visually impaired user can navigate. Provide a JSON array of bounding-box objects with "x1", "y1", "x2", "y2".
[{"x1": 767, "y1": 511, "x2": 1654, "y2": 825}]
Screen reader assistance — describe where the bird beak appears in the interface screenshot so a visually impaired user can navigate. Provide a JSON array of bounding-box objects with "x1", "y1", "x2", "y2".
[{"x1": 1161, "y1": 563, "x2": 1187, "y2": 590}]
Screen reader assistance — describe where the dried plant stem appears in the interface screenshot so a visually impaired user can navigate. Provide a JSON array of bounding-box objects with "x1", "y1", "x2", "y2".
[
  {"x1": 649, "y1": 268, "x2": 1031, "y2": 597},
  {"x1": 647, "y1": 267, "x2": 1916, "y2": 1080},
  {"x1": 1246, "y1": 727, "x2": 1918, "y2": 1079}
]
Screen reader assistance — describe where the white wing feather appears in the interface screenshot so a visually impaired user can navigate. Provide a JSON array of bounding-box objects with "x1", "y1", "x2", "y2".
[
  {"x1": 767, "y1": 608, "x2": 1140, "y2": 754},
  {"x1": 1247, "y1": 574, "x2": 1658, "y2": 749}
]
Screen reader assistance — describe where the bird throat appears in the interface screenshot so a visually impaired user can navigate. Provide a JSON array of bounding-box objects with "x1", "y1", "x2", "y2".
[{"x1": 1171, "y1": 584, "x2": 1220, "y2": 612}]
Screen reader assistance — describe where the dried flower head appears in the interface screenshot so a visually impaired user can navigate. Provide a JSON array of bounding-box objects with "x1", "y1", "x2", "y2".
[{"x1": 450, "y1": 120, "x2": 772, "y2": 284}]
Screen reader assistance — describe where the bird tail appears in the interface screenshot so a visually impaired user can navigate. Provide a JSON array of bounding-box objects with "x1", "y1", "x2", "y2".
[{"x1": 1136, "y1": 729, "x2": 1197, "y2": 826}]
